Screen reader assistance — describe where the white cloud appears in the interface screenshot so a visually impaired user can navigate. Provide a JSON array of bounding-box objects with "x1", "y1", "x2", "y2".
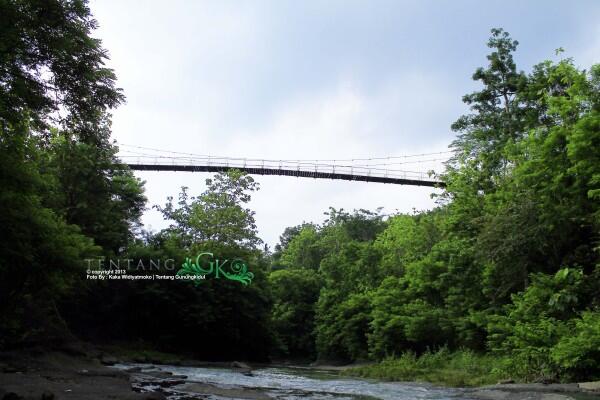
[
  {"x1": 574, "y1": 24, "x2": 600, "y2": 69},
  {"x1": 89, "y1": 0, "x2": 532, "y2": 247},
  {"x1": 85, "y1": 0, "x2": 599, "y2": 248}
]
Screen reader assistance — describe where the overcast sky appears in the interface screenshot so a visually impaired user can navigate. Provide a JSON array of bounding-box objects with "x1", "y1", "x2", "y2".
[{"x1": 89, "y1": 0, "x2": 600, "y2": 247}]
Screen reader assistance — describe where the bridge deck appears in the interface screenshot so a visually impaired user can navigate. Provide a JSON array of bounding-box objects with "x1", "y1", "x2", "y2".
[{"x1": 125, "y1": 163, "x2": 445, "y2": 188}]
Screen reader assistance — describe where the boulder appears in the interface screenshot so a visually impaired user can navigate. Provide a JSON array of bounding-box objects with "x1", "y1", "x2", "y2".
[
  {"x1": 230, "y1": 361, "x2": 253, "y2": 376},
  {"x1": 2, "y1": 393, "x2": 24, "y2": 400},
  {"x1": 41, "y1": 391, "x2": 54, "y2": 400},
  {"x1": 100, "y1": 355, "x2": 119, "y2": 366},
  {"x1": 231, "y1": 361, "x2": 251, "y2": 369},
  {"x1": 579, "y1": 381, "x2": 600, "y2": 392}
]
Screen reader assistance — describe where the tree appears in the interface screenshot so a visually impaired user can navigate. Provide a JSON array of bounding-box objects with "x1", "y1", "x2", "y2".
[
  {"x1": 374, "y1": 212, "x2": 441, "y2": 275},
  {"x1": 0, "y1": 0, "x2": 139, "y2": 348},
  {"x1": 487, "y1": 268, "x2": 585, "y2": 381},
  {"x1": 315, "y1": 290, "x2": 373, "y2": 361},
  {"x1": 155, "y1": 170, "x2": 261, "y2": 249},
  {"x1": 270, "y1": 268, "x2": 322, "y2": 359},
  {"x1": 0, "y1": 122, "x2": 99, "y2": 346},
  {"x1": 140, "y1": 170, "x2": 273, "y2": 360},
  {"x1": 0, "y1": 0, "x2": 124, "y2": 143},
  {"x1": 449, "y1": 28, "x2": 528, "y2": 191},
  {"x1": 278, "y1": 225, "x2": 322, "y2": 270},
  {"x1": 271, "y1": 223, "x2": 315, "y2": 270},
  {"x1": 43, "y1": 135, "x2": 146, "y2": 253}
]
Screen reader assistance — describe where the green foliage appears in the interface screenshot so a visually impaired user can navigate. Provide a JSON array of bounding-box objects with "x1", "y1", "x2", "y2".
[
  {"x1": 344, "y1": 348, "x2": 505, "y2": 387},
  {"x1": 315, "y1": 290, "x2": 372, "y2": 361},
  {"x1": 552, "y1": 311, "x2": 600, "y2": 380},
  {"x1": 449, "y1": 28, "x2": 529, "y2": 192},
  {"x1": 271, "y1": 223, "x2": 315, "y2": 269},
  {"x1": 0, "y1": 0, "x2": 146, "y2": 351},
  {"x1": 374, "y1": 212, "x2": 441, "y2": 274},
  {"x1": 268, "y1": 29, "x2": 600, "y2": 383},
  {"x1": 283, "y1": 210, "x2": 387, "y2": 361},
  {"x1": 487, "y1": 268, "x2": 587, "y2": 381},
  {"x1": 323, "y1": 208, "x2": 386, "y2": 242},
  {"x1": 0, "y1": 122, "x2": 100, "y2": 346},
  {"x1": 76, "y1": 171, "x2": 271, "y2": 361},
  {"x1": 278, "y1": 225, "x2": 322, "y2": 270},
  {"x1": 477, "y1": 192, "x2": 548, "y2": 306},
  {"x1": 155, "y1": 170, "x2": 261, "y2": 249},
  {"x1": 43, "y1": 134, "x2": 146, "y2": 253},
  {"x1": 270, "y1": 268, "x2": 321, "y2": 358},
  {"x1": 2, "y1": 12, "x2": 599, "y2": 382},
  {"x1": 0, "y1": 0, "x2": 124, "y2": 142}
]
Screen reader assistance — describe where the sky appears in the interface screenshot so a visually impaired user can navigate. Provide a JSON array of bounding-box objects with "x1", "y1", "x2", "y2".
[{"x1": 89, "y1": 0, "x2": 600, "y2": 247}]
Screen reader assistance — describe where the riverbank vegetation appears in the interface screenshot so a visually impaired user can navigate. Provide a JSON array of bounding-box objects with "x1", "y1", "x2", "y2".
[
  {"x1": 270, "y1": 29, "x2": 600, "y2": 384},
  {"x1": 342, "y1": 348, "x2": 502, "y2": 387},
  {"x1": 1, "y1": 0, "x2": 599, "y2": 387}
]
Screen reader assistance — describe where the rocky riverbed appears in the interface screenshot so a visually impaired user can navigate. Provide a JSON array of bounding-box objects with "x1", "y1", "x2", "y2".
[{"x1": 1, "y1": 349, "x2": 599, "y2": 400}]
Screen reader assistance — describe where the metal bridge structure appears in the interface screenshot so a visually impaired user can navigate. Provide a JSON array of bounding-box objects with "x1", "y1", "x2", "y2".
[{"x1": 119, "y1": 145, "x2": 448, "y2": 188}]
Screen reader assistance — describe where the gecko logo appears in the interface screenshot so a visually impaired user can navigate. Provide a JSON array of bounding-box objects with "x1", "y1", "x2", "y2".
[{"x1": 176, "y1": 252, "x2": 254, "y2": 286}]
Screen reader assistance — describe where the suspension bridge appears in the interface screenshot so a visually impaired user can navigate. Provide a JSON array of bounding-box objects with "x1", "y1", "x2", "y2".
[{"x1": 119, "y1": 144, "x2": 449, "y2": 188}]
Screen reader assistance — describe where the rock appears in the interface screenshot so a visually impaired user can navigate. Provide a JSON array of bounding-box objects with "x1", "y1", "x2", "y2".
[
  {"x1": 82, "y1": 368, "x2": 129, "y2": 380},
  {"x1": 230, "y1": 361, "x2": 253, "y2": 376},
  {"x1": 58, "y1": 341, "x2": 89, "y2": 357},
  {"x1": 231, "y1": 361, "x2": 251, "y2": 369},
  {"x1": 129, "y1": 370, "x2": 187, "y2": 391},
  {"x1": 124, "y1": 392, "x2": 166, "y2": 400},
  {"x1": 180, "y1": 383, "x2": 271, "y2": 400},
  {"x1": 478, "y1": 383, "x2": 580, "y2": 393},
  {"x1": 177, "y1": 360, "x2": 197, "y2": 367},
  {"x1": 143, "y1": 371, "x2": 174, "y2": 379},
  {"x1": 534, "y1": 376, "x2": 558, "y2": 384},
  {"x1": 100, "y1": 355, "x2": 119, "y2": 366},
  {"x1": 156, "y1": 378, "x2": 186, "y2": 387},
  {"x1": 469, "y1": 389, "x2": 578, "y2": 400},
  {"x1": 468, "y1": 390, "x2": 510, "y2": 400},
  {"x1": 578, "y1": 381, "x2": 600, "y2": 391},
  {"x1": 497, "y1": 379, "x2": 515, "y2": 384},
  {"x1": 139, "y1": 392, "x2": 166, "y2": 400},
  {"x1": 40, "y1": 391, "x2": 54, "y2": 400},
  {"x1": 2, "y1": 393, "x2": 24, "y2": 400},
  {"x1": 2, "y1": 366, "x2": 21, "y2": 373}
]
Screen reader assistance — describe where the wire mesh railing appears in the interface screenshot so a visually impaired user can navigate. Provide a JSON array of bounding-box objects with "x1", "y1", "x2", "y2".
[{"x1": 120, "y1": 155, "x2": 440, "y2": 183}]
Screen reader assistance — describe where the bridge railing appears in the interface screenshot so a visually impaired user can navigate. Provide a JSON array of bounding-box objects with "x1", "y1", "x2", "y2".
[{"x1": 119, "y1": 155, "x2": 438, "y2": 183}]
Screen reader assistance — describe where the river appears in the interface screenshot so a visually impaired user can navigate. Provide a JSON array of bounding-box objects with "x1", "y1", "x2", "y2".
[{"x1": 114, "y1": 363, "x2": 478, "y2": 400}]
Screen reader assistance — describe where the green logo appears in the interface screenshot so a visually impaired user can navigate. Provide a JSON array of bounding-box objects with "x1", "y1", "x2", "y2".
[{"x1": 177, "y1": 252, "x2": 254, "y2": 286}]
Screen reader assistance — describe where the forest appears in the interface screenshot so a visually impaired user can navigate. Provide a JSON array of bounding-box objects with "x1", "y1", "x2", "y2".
[{"x1": 1, "y1": 0, "x2": 599, "y2": 386}]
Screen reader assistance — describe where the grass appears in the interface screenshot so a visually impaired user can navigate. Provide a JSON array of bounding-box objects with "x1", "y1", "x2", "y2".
[{"x1": 342, "y1": 348, "x2": 508, "y2": 387}]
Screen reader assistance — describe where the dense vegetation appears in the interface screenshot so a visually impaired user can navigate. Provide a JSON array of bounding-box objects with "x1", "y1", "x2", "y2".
[
  {"x1": 0, "y1": 0, "x2": 272, "y2": 360},
  {"x1": 1, "y1": 0, "x2": 598, "y2": 385},
  {"x1": 271, "y1": 30, "x2": 600, "y2": 382}
]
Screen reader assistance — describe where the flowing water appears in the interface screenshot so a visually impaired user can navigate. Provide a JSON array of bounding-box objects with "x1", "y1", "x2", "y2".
[{"x1": 114, "y1": 363, "x2": 478, "y2": 400}]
